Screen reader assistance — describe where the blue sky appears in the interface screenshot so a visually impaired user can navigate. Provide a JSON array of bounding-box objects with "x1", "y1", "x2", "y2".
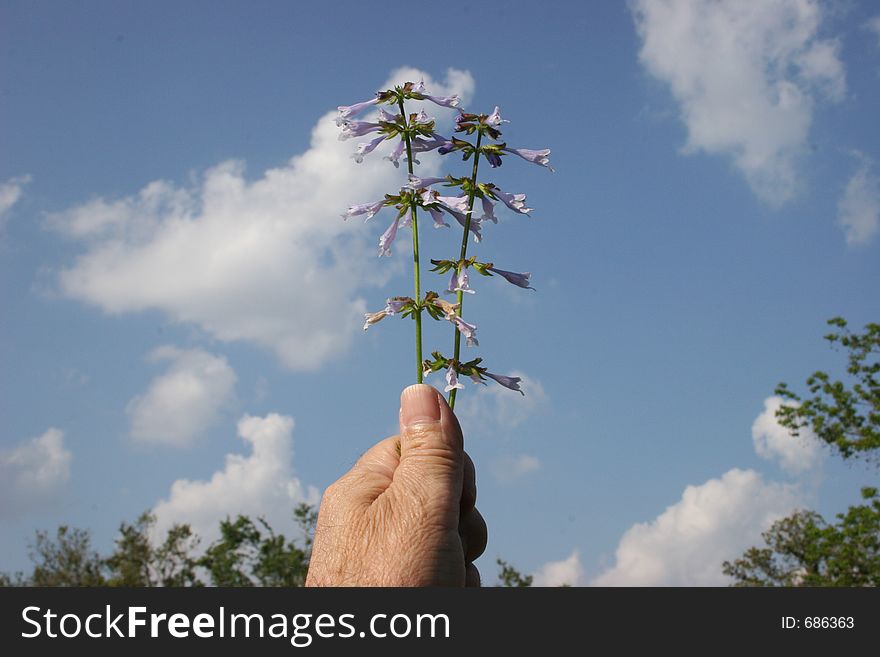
[{"x1": 1, "y1": 0, "x2": 878, "y2": 585}]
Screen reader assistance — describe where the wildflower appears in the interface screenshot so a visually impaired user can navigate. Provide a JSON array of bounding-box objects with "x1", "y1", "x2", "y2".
[
  {"x1": 449, "y1": 315, "x2": 478, "y2": 347},
  {"x1": 484, "y1": 151, "x2": 503, "y2": 167},
  {"x1": 363, "y1": 309, "x2": 389, "y2": 331},
  {"x1": 484, "y1": 371, "x2": 524, "y2": 394},
  {"x1": 353, "y1": 135, "x2": 387, "y2": 163},
  {"x1": 502, "y1": 147, "x2": 554, "y2": 171},
  {"x1": 378, "y1": 216, "x2": 400, "y2": 257},
  {"x1": 490, "y1": 187, "x2": 532, "y2": 215},
  {"x1": 447, "y1": 267, "x2": 474, "y2": 295},
  {"x1": 385, "y1": 297, "x2": 411, "y2": 314},
  {"x1": 488, "y1": 266, "x2": 534, "y2": 290},
  {"x1": 412, "y1": 79, "x2": 461, "y2": 108},
  {"x1": 485, "y1": 106, "x2": 509, "y2": 128},
  {"x1": 411, "y1": 134, "x2": 452, "y2": 154},
  {"x1": 426, "y1": 206, "x2": 450, "y2": 228},
  {"x1": 384, "y1": 141, "x2": 405, "y2": 167},
  {"x1": 339, "y1": 120, "x2": 382, "y2": 141},
  {"x1": 445, "y1": 208, "x2": 482, "y2": 242},
  {"x1": 343, "y1": 198, "x2": 386, "y2": 222},
  {"x1": 407, "y1": 174, "x2": 447, "y2": 189},
  {"x1": 444, "y1": 366, "x2": 464, "y2": 392},
  {"x1": 337, "y1": 97, "x2": 382, "y2": 125},
  {"x1": 480, "y1": 196, "x2": 497, "y2": 224},
  {"x1": 434, "y1": 194, "x2": 471, "y2": 215},
  {"x1": 431, "y1": 297, "x2": 460, "y2": 319}
]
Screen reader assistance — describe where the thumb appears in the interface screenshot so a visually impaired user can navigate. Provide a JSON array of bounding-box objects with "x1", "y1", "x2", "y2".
[{"x1": 396, "y1": 384, "x2": 464, "y2": 506}]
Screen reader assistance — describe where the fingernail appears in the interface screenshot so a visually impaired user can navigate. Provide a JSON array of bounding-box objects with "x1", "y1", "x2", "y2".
[{"x1": 400, "y1": 384, "x2": 441, "y2": 427}]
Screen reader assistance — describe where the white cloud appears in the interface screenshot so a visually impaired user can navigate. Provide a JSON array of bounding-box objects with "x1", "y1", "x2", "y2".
[
  {"x1": 631, "y1": 0, "x2": 845, "y2": 205},
  {"x1": 0, "y1": 175, "x2": 31, "y2": 225},
  {"x1": 48, "y1": 68, "x2": 474, "y2": 371},
  {"x1": 455, "y1": 371, "x2": 547, "y2": 434},
  {"x1": 533, "y1": 550, "x2": 584, "y2": 587},
  {"x1": 867, "y1": 16, "x2": 880, "y2": 46},
  {"x1": 127, "y1": 346, "x2": 237, "y2": 447},
  {"x1": 752, "y1": 396, "x2": 823, "y2": 474},
  {"x1": 0, "y1": 428, "x2": 72, "y2": 516},
  {"x1": 592, "y1": 468, "x2": 802, "y2": 586},
  {"x1": 492, "y1": 453, "x2": 541, "y2": 483},
  {"x1": 151, "y1": 413, "x2": 319, "y2": 545},
  {"x1": 837, "y1": 153, "x2": 880, "y2": 246}
]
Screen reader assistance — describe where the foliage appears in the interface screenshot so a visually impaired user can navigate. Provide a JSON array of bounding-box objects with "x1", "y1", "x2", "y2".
[
  {"x1": 725, "y1": 318, "x2": 880, "y2": 586},
  {"x1": 496, "y1": 558, "x2": 533, "y2": 587},
  {"x1": 1, "y1": 504, "x2": 316, "y2": 588},
  {"x1": 775, "y1": 317, "x2": 880, "y2": 460}
]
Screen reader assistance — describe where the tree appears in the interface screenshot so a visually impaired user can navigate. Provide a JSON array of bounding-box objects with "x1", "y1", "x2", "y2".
[
  {"x1": 724, "y1": 318, "x2": 880, "y2": 586},
  {"x1": 104, "y1": 512, "x2": 202, "y2": 586},
  {"x1": 27, "y1": 526, "x2": 106, "y2": 586},
  {"x1": 199, "y1": 504, "x2": 315, "y2": 587},
  {"x1": 2, "y1": 504, "x2": 317, "y2": 587},
  {"x1": 496, "y1": 558, "x2": 533, "y2": 587}
]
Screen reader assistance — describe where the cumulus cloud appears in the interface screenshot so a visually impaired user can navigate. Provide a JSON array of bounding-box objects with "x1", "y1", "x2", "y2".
[
  {"x1": 592, "y1": 468, "x2": 802, "y2": 586},
  {"x1": 0, "y1": 428, "x2": 72, "y2": 516},
  {"x1": 0, "y1": 175, "x2": 31, "y2": 225},
  {"x1": 47, "y1": 68, "x2": 474, "y2": 370},
  {"x1": 533, "y1": 550, "x2": 584, "y2": 587},
  {"x1": 491, "y1": 453, "x2": 541, "y2": 483},
  {"x1": 455, "y1": 371, "x2": 547, "y2": 434},
  {"x1": 127, "y1": 346, "x2": 237, "y2": 447},
  {"x1": 867, "y1": 16, "x2": 880, "y2": 47},
  {"x1": 631, "y1": 0, "x2": 845, "y2": 205},
  {"x1": 837, "y1": 153, "x2": 880, "y2": 247},
  {"x1": 151, "y1": 413, "x2": 319, "y2": 545},
  {"x1": 752, "y1": 396, "x2": 823, "y2": 474}
]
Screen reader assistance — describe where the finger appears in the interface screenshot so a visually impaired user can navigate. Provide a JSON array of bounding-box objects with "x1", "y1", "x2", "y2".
[
  {"x1": 460, "y1": 451, "x2": 476, "y2": 512},
  {"x1": 396, "y1": 384, "x2": 464, "y2": 509},
  {"x1": 465, "y1": 563, "x2": 481, "y2": 587},
  {"x1": 459, "y1": 506, "x2": 488, "y2": 563},
  {"x1": 331, "y1": 435, "x2": 401, "y2": 506}
]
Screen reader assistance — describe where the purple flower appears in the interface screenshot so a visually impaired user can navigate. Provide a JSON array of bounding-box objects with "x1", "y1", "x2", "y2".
[
  {"x1": 353, "y1": 135, "x2": 387, "y2": 163},
  {"x1": 447, "y1": 268, "x2": 474, "y2": 295},
  {"x1": 502, "y1": 147, "x2": 554, "y2": 171},
  {"x1": 431, "y1": 297, "x2": 460, "y2": 319},
  {"x1": 491, "y1": 187, "x2": 532, "y2": 214},
  {"x1": 434, "y1": 194, "x2": 471, "y2": 215},
  {"x1": 339, "y1": 120, "x2": 382, "y2": 141},
  {"x1": 446, "y1": 208, "x2": 482, "y2": 243},
  {"x1": 444, "y1": 366, "x2": 464, "y2": 393},
  {"x1": 468, "y1": 372, "x2": 486, "y2": 385},
  {"x1": 426, "y1": 206, "x2": 450, "y2": 228},
  {"x1": 484, "y1": 371, "x2": 524, "y2": 395},
  {"x1": 485, "y1": 106, "x2": 509, "y2": 128},
  {"x1": 412, "y1": 134, "x2": 451, "y2": 154},
  {"x1": 412, "y1": 79, "x2": 461, "y2": 108},
  {"x1": 385, "y1": 297, "x2": 409, "y2": 314},
  {"x1": 480, "y1": 196, "x2": 498, "y2": 224},
  {"x1": 363, "y1": 309, "x2": 389, "y2": 331},
  {"x1": 449, "y1": 315, "x2": 478, "y2": 347},
  {"x1": 384, "y1": 140, "x2": 405, "y2": 168},
  {"x1": 377, "y1": 107, "x2": 398, "y2": 122},
  {"x1": 413, "y1": 109, "x2": 434, "y2": 125},
  {"x1": 343, "y1": 198, "x2": 386, "y2": 222},
  {"x1": 378, "y1": 216, "x2": 400, "y2": 257},
  {"x1": 488, "y1": 266, "x2": 534, "y2": 290},
  {"x1": 484, "y1": 151, "x2": 503, "y2": 168},
  {"x1": 336, "y1": 97, "x2": 381, "y2": 125},
  {"x1": 407, "y1": 174, "x2": 447, "y2": 189}
]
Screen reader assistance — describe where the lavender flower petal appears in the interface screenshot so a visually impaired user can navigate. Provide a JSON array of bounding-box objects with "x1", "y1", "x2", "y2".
[
  {"x1": 336, "y1": 97, "x2": 381, "y2": 125},
  {"x1": 343, "y1": 199, "x2": 386, "y2": 222},
  {"x1": 488, "y1": 266, "x2": 534, "y2": 290},
  {"x1": 363, "y1": 309, "x2": 389, "y2": 331},
  {"x1": 378, "y1": 216, "x2": 400, "y2": 257},
  {"x1": 384, "y1": 140, "x2": 405, "y2": 168},
  {"x1": 444, "y1": 366, "x2": 464, "y2": 393},
  {"x1": 492, "y1": 187, "x2": 532, "y2": 215},
  {"x1": 484, "y1": 371, "x2": 524, "y2": 395},
  {"x1": 480, "y1": 196, "x2": 498, "y2": 224},
  {"x1": 353, "y1": 135, "x2": 387, "y2": 163},
  {"x1": 502, "y1": 147, "x2": 554, "y2": 171}
]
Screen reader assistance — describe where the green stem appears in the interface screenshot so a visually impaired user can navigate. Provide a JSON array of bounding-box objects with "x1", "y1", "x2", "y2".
[
  {"x1": 448, "y1": 132, "x2": 483, "y2": 410},
  {"x1": 398, "y1": 98, "x2": 423, "y2": 384}
]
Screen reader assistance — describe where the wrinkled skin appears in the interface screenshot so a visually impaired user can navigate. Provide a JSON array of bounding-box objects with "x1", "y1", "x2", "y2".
[{"x1": 306, "y1": 385, "x2": 487, "y2": 587}]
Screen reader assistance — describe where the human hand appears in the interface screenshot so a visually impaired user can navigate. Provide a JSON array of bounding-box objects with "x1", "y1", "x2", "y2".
[{"x1": 305, "y1": 384, "x2": 487, "y2": 586}]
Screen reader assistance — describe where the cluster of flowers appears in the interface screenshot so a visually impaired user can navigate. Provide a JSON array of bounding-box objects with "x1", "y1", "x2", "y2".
[{"x1": 337, "y1": 80, "x2": 551, "y2": 405}]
